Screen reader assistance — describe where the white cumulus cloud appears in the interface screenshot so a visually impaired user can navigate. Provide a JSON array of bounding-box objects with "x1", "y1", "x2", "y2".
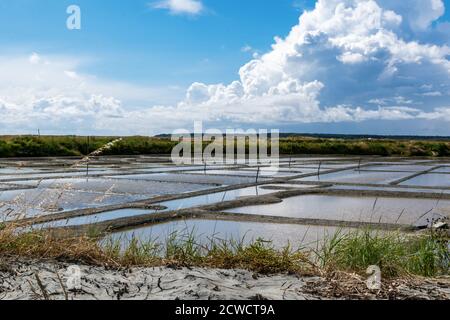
[
  {"x1": 1, "y1": 0, "x2": 450, "y2": 135},
  {"x1": 147, "y1": 0, "x2": 450, "y2": 129},
  {"x1": 151, "y1": 0, "x2": 204, "y2": 15}
]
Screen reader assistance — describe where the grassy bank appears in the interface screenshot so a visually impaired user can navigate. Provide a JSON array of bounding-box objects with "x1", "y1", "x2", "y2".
[
  {"x1": 1, "y1": 223, "x2": 448, "y2": 278},
  {"x1": 0, "y1": 136, "x2": 175, "y2": 157},
  {"x1": 1, "y1": 135, "x2": 450, "y2": 158},
  {"x1": 280, "y1": 137, "x2": 450, "y2": 157}
]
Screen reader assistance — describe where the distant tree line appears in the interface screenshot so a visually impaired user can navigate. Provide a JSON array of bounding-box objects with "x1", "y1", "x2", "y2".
[{"x1": 0, "y1": 135, "x2": 449, "y2": 158}]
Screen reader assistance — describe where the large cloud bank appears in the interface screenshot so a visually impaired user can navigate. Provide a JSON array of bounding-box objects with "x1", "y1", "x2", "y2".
[{"x1": 1, "y1": 0, "x2": 449, "y2": 135}]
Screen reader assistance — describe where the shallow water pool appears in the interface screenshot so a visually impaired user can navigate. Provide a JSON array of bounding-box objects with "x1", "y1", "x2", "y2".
[
  {"x1": 158, "y1": 186, "x2": 277, "y2": 211},
  {"x1": 34, "y1": 208, "x2": 154, "y2": 228},
  {"x1": 106, "y1": 219, "x2": 354, "y2": 249},
  {"x1": 400, "y1": 173, "x2": 450, "y2": 188},
  {"x1": 107, "y1": 173, "x2": 269, "y2": 186},
  {"x1": 226, "y1": 194, "x2": 450, "y2": 225},
  {"x1": 296, "y1": 170, "x2": 412, "y2": 185},
  {"x1": 0, "y1": 189, "x2": 148, "y2": 221}
]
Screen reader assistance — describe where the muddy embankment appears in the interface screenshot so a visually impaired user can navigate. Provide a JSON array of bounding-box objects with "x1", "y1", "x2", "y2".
[{"x1": 0, "y1": 259, "x2": 449, "y2": 300}]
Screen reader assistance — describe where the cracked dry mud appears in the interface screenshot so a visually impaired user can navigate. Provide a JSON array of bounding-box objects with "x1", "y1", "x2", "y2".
[{"x1": 0, "y1": 260, "x2": 449, "y2": 300}]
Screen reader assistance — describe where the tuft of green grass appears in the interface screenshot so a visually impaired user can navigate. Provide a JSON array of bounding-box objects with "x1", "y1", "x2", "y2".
[
  {"x1": 404, "y1": 232, "x2": 449, "y2": 277},
  {"x1": 316, "y1": 228, "x2": 449, "y2": 277},
  {"x1": 102, "y1": 229, "x2": 311, "y2": 274}
]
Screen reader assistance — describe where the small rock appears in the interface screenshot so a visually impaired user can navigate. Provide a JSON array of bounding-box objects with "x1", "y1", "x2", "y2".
[{"x1": 432, "y1": 221, "x2": 448, "y2": 230}]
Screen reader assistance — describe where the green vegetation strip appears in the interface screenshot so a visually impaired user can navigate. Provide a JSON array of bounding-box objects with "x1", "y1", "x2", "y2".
[{"x1": 2, "y1": 135, "x2": 450, "y2": 157}]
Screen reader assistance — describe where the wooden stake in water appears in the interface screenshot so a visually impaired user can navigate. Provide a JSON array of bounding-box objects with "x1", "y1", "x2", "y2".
[
  {"x1": 358, "y1": 158, "x2": 362, "y2": 172},
  {"x1": 86, "y1": 136, "x2": 90, "y2": 178},
  {"x1": 221, "y1": 191, "x2": 227, "y2": 203},
  {"x1": 318, "y1": 161, "x2": 322, "y2": 176},
  {"x1": 256, "y1": 166, "x2": 261, "y2": 184}
]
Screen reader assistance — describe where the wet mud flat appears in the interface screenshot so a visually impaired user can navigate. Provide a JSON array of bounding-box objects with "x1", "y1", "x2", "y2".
[
  {"x1": 0, "y1": 155, "x2": 449, "y2": 247},
  {"x1": 1, "y1": 259, "x2": 449, "y2": 300}
]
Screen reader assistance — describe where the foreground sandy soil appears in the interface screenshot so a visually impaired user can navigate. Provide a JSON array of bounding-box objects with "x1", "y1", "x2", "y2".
[{"x1": 0, "y1": 259, "x2": 449, "y2": 300}]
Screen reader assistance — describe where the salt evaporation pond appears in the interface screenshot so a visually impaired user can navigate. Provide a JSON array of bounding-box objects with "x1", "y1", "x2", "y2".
[
  {"x1": 296, "y1": 170, "x2": 412, "y2": 184},
  {"x1": 134, "y1": 165, "x2": 232, "y2": 173},
  {"x1": 360, "y1": 165, "x2": 435, "y2": 172},
  {"x1": 226, "y1": 195, "x2": 450, "y2": 225},
  {"x1": 186, "y1": 169, "x2": 296, "y2": 178},
  {"x1": 0, "y1": 170, "x2": 119, "y2": 181},
  {"x1": 432, "y1": 167, "x2": 450, "y2": 173},
  {"x1": 330, "y1": 185, "x2": 450, "y2": 194},
  {"x1": 0, "y1": 188, "x2": 148, "y2": 221},
  {"x1": 34, "y1": 208, "x2": 153, "y2": 228},
  {"x1": 400, "y1": 173, "x2": 450, "y2": 188},
  {"x1": 106, "y1": 219, "x2": 355, "y2": 249},
  {"x1": 0, "y1": 167, "x2": 44, "y2": 175},
  {"x1": 106, "y1": 173, "x2": 269, "y2": 185},
  {"x1": 158, "y1": 186, "x2": 277, "y2": 211},
  {"x1": 27, "y1": 178, "x2": 214, "y2": 196}
]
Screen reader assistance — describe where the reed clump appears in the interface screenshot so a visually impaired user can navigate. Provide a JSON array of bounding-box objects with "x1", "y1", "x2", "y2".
[{"x1": 315, "y1": 228, "x2": 449, "y2": 277}]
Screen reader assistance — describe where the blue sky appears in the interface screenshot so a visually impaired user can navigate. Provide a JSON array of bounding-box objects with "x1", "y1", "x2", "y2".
[
  {"x1": 0, "y1": 0, "x2": 449, "y2": 136},
  {"x1": 0, "y1": 0, "x2": 303, "y2": 85}
]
